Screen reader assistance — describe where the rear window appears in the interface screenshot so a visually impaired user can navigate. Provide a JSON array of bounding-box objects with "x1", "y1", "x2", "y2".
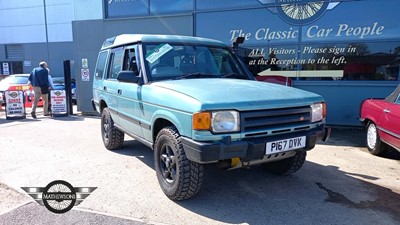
[{"x1": 0, "y1": 76, "x2": 29, "y2": 85}]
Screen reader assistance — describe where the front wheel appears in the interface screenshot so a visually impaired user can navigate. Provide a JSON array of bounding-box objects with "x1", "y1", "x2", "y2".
[
  {"x1": 101, "y1": 107, "x2": 124, "y2": 150},
  {"x1": 366, "y1": 122, "x2": 386, "y2": 155},
  {"x1": 263, "y1": 151, "x2": 307, "y2": 175},
  {"x1": 154, "y1": 126, "x2": 203, "y2": 200}
]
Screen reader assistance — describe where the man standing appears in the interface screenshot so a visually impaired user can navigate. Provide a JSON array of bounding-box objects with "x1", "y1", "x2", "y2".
[{"x1": 29, "y1": 61, "x2": 50, "y2": 118}]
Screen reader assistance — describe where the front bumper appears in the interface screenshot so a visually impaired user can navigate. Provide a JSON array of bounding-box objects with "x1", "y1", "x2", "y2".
[{"x1": 181, "y1": 126, "x2": 330, "y2": 164}]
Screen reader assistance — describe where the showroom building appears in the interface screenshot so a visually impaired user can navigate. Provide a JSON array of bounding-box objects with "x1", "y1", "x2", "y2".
[{"x1": 0, "y1": 0, "x2": 399, "y2": 126}]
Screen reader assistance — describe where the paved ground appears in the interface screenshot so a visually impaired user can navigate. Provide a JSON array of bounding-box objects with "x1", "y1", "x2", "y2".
[
  {"x1": 0, "y1": 106, "x2": 400, "y2": 225},
  {"x1": 0, "y1": 107, "x2": 152, "y2": 225},
  {"x1": 0, "y1": 202, "x2": 146, "y2": 225}
]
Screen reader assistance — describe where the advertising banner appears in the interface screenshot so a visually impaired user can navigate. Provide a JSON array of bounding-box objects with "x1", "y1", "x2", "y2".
[
  {"x1": 5, "y1": 91, "x2": 25, "y2": 119},
  {"x1": 50, "y1": 90, "x2": 67, "y2": 116},
  {"x1": 196, "y1": 0, "x2": 400, "y2": 80}
]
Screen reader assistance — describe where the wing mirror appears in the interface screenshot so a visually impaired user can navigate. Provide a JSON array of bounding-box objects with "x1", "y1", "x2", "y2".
[{"x1": 117, "y1": 71, "x2": 139, "y2": 83}]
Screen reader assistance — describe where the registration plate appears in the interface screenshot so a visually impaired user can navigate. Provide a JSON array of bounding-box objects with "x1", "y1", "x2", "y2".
[{"x1": 266, "y1": 136, "x2": 306, "y2": 155}]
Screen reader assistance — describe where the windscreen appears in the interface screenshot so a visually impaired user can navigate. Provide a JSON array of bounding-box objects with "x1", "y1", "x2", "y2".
[{"x1": 144, "y1": 43, "x2": 246, "y2": 81}]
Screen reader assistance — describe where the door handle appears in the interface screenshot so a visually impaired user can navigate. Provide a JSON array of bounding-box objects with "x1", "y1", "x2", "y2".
[
  {"x1": 383, "y1": 109, "x2": 390, "y2": 113},
  {"x1": 103, "y1": 86, "x2": 107, "y2": 91},
  {"x1": 118, "y1": 89, "x2": 122, "y2": 95}
]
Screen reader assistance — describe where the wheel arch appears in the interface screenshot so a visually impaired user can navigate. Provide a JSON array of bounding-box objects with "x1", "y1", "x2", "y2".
[
  {"x1": 152, "y1": 118, "x2": 175, "y2": 143},
  {"x1": 362, "y1": 118, "x2": 373, "y2": 127},
  {"x1": 151, "y1": 110, "x2": 190, "y2": 143},
  {"x1": 360, "y1": 112, "x2": 377, "y2": 127},
  {"x1": 99, "y1": 99, "x2": 108, "y2": 113}
]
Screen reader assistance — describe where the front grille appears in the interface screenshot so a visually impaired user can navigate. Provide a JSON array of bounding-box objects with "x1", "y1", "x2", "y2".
[{"x1": 241, "y1": 106, "x2": 311, "y2": 137}]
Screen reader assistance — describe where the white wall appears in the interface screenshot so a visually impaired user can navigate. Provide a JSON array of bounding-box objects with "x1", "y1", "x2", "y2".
[
  {"x1": 72, "y1": 0, "x2": 103, "y2": 21},
  {"x1": 45, "y1": 0, "x2": 74, "y2": 42},
  {"x1": 0, "y1": 0, "x2": 101, "y2": 44},
  {"x1": 0, "y1": 0, "x2": 46, "y2": 43}
]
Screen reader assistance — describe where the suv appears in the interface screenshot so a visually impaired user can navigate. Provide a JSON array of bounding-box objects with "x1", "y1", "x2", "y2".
[{"x1": 92, "y1": 34, "x2": 330, "y2": 200}]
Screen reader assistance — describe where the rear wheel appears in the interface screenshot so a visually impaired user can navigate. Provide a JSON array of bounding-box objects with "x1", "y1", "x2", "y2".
[
  {"x1": 154, "y1": 126, "x2": 203, "y2": 200},
  {"x1": 263, "y1": 151, "x2": 306, "y2": 175},
  {"x1": 366, "y1": 122, "x2": 386, "y2": 155},
  {"x1": 101, "y1": 107, "x2": 124, "y2": 150}
]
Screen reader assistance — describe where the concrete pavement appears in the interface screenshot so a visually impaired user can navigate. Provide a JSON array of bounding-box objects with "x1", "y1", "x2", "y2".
[
  {"x1": 1, "y1": 106, "x2": 400, "y2": 225},
  {"x1": 0, "y1": 107, "x2": 153, "y2": 224}
]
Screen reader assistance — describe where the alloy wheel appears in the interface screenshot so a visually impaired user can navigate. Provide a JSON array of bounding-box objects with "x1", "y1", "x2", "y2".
[
  {"x1": 159, "y1": 144, "x2": 177, "y2": 184},
  {"x1": 367, "y1": 123, "x2": 377, "y2": 149}
]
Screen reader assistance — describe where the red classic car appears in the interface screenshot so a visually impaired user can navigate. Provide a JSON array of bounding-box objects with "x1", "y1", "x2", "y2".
[
  {"x1": 360, "y1": 84, "x2": 400, "y2": 155},
  {"x1": 0, "y1": 74, "x2": 43, "y2": 108}
]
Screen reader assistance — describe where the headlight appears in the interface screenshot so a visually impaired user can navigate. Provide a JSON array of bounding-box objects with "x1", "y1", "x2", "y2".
[
  {"x1": 311, "y1": 103, "x2": 326, "y2": 122},
  {"x1": 193, "y1": 110, "x2": 240, "y2": 133},
  {"x1": 212, "y1": 111, "x2": 240, "y2": 133}
]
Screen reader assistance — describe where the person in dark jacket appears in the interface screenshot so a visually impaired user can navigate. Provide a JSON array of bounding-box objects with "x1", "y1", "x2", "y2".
[{"x1": 28, "y1": 61, "x2": 50, "y2": 118}]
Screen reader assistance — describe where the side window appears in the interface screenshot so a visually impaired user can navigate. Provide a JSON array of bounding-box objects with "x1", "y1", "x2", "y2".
[
  {"x1": 123, "y1": 47, "x2": 138, "y2": 73},
  {"x1": 95, "y1": 51, "x2": 108, "y2": 79},
  {"x1": 395, "y1": 93, "x2": 400, "y2": 104},
  {"x1": 108, "y1": 47, "x2": 124, "y2": 79}
]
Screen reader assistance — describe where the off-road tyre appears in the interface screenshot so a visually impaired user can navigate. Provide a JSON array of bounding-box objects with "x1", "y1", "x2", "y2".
[
  {"x1": 263, "y1": 150, "x2": 307, "y2": 175},
  {"x1": 366, "y1": 122, "x2": 387, "y2": 155},
  {"x1": 154, "y1": 126, "x2": 204, "y2": 200},
  {"x1": 101, "y1": 107, "x2": 124, "y2": 150}
]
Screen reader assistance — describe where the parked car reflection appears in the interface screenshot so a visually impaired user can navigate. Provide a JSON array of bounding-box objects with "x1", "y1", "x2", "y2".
[{"x1": 255, "y1": 75, "x2": 293, "y2": 86}]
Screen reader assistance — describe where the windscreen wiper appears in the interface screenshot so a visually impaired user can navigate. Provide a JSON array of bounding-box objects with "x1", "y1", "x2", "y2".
[
  {"x1": 174, "y1": 73, "x2": 217, "y2": 80},
  {"x1": 220, "y1": 73, "x2": 244, "y2": 79}
]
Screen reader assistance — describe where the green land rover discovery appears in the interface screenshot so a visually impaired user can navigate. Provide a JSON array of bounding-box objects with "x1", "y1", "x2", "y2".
[{"x1": 92, "y1": 34, "x2": 330, "y2": 200}]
